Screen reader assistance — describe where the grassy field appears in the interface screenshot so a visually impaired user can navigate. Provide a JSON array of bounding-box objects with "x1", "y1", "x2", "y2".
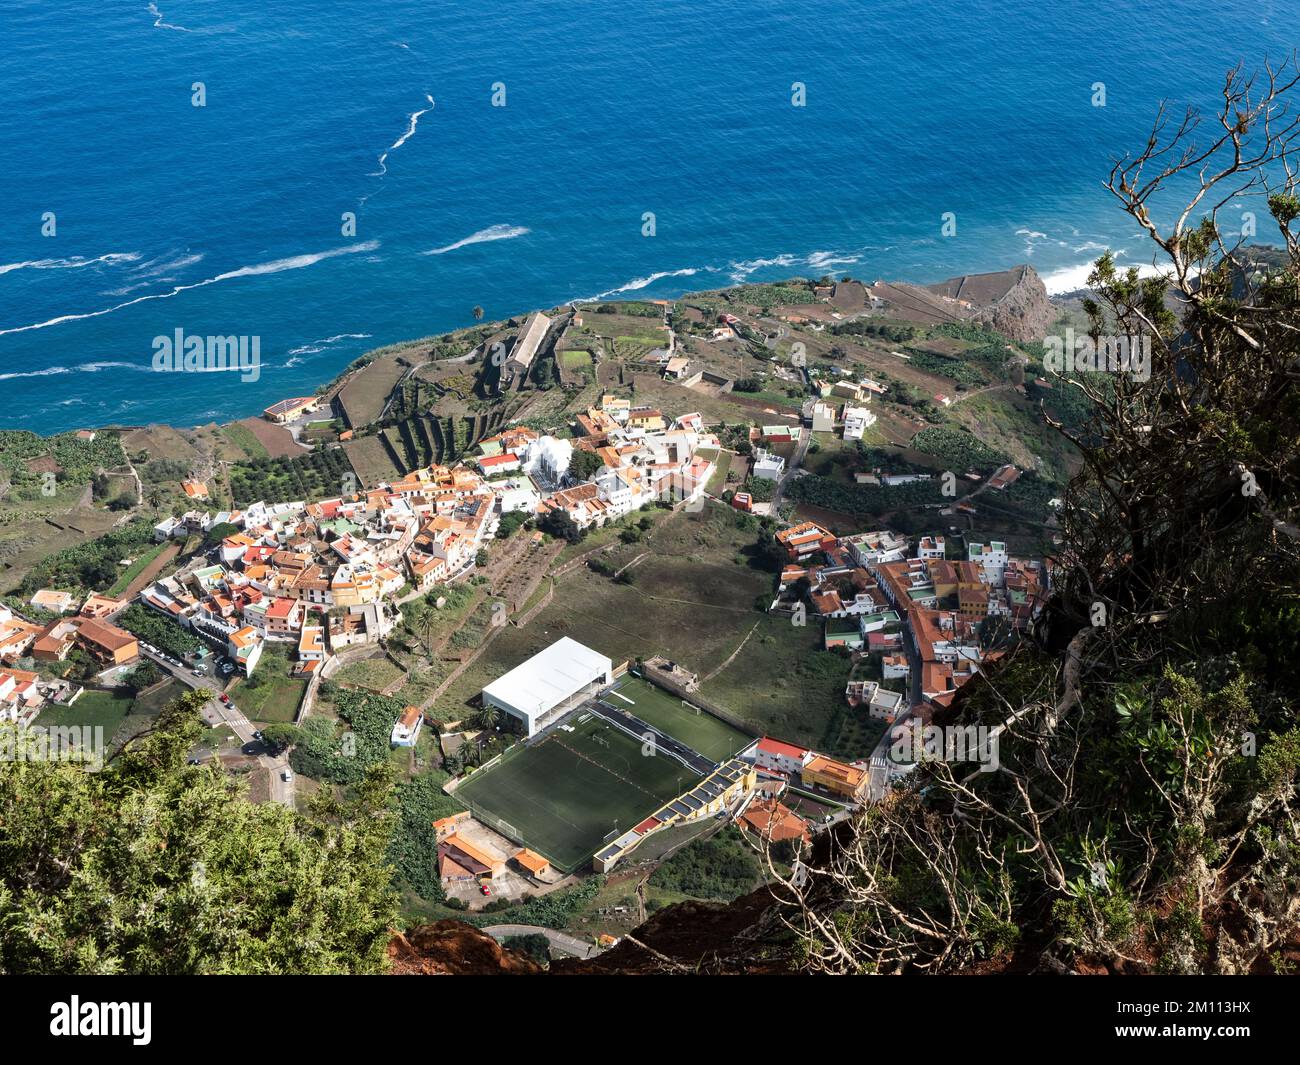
[
  {"x1": 334, "y1": 656, "x2": 405, "y2": 692},
  {"x1": 35, "y1": 679, "x2": 187, "y2": 754},
  {"x1": 604, "y1": 675, "x2": 752, "y2": 763},
  {"x1": 442, "y1": 509, "x2": 772, "y2": 713},
  {"x1": 229, "y1": 648, "x2": 307, "y2": 724},
  {"x1": 455, "y1": 711, "x2": 699, "y2": 871},
  {"x1": 37, "y1": 689, "x2": 134, "y2": 733},
  {"x1": 221, "y1": 422, "x2": 269, "y2": 459},
  {"x1": 700, "y1": 618, "x2": 860, "y2": 753},
  {"x1": 336, "y1": 355, "x2": 408, "y2": 427},
  {"x1": 106, "y1": 543, "x2": 167, "y2": 597}
]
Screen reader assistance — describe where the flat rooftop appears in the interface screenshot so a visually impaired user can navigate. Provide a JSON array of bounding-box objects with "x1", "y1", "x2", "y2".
[{"x1": 482, "y1": 636, "x2": 612, "y2": 722}]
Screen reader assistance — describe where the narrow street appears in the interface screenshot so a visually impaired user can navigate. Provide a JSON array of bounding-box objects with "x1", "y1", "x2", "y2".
[{"x1": 139, "y1": 647, "x2": 295, "y2": 807}]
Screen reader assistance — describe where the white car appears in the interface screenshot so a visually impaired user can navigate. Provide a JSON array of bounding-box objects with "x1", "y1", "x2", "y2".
[{"x1": 281, "y1": 769, "x2": 293, "y2": 782}]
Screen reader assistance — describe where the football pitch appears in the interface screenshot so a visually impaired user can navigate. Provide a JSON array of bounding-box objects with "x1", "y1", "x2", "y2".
[
  {"x1": 603, "y1": 676, "x2": 754, "y2": 763},
  {"x1": 455, "y1": 712, "x2": 700, "y2": 872}
]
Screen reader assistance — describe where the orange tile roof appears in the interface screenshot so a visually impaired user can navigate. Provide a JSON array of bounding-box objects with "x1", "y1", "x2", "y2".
[
  {"x1": 804, "y1": 754, "x2": 865, "y2": 788},
  {"x1": 514, "y1": 849, "x2": 550, "y2": 875},
  {"x1": 740, "y1": 798, "x2": 810, "y2": 843},
  {"x1": 443, "y1": 833, "x2": 503, "y2": 872},
  {"x1": 74, "y1": 617, "x2": 138, "y2": 654}
]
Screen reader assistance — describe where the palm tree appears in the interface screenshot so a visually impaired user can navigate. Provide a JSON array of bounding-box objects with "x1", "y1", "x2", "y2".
[
  {"x1": 421, "y1": 609, "x2": 438, "y2": 652},
  {"x1": 473, "y1": 704, "x2": 500, "y2": 731}
]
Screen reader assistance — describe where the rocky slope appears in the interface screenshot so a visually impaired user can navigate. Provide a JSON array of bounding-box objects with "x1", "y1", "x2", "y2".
[{"x1": 388, "y1": 888, "x2": 792, "y2": 976}]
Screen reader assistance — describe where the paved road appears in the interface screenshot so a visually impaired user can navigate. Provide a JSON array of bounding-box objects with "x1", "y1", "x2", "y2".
[
  {"x1": 483, "y1": 924, "x2": 600, "y2": 960},
  {"x1": 140, "y1": 647, "x2": 294, "y2": 806}
]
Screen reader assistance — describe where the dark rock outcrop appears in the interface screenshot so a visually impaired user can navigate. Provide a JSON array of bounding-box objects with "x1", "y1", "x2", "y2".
[{"x1": 925, "y1": 264, "x2": 1053, "y2": 343}]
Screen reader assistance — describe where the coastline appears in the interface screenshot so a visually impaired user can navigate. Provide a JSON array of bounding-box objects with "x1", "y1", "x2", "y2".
[{"x1": 7, "y1": 258, "x2": 1083, "y2": 439}]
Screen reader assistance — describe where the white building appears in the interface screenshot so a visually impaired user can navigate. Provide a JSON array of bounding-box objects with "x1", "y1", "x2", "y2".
[
  {"x1": 495, "y1": 481, "x2": 540, "y2": 514},
  {"x1": 917, "y1": 536, "x2": 946, "y2": 560},
  {"x1": 391, "y1": 705, "x2": 424, "y2": 748},
  {"x1": 753, "y1": 736, "x2": 813, "y2": 775},
  {"x1": 752, "y1": 448, "x2": 785, "y2": 481},
  {"x1": 882, "y1": 654, "x2": 910, "y2": 681},
  {"x1": 481, "y1": 637, "x2": 613, "y2": 736},
  {"x1": 844, "y1": 530, "x2": 909, "y2": 566},
  {"x1": 968, "y1": 540, "x2": 1009, "y2": 582},
  {"x1": 842, "y1": 405, "x2": 876, "y2": 441}
]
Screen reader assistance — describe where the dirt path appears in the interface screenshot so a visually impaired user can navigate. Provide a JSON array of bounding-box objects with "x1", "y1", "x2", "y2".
[
  {"x1": 612, "y1": 551, "x2": 648, "y2": 579},
  {"x1": 120, "y1": 543, "x2": 179, "y2": 600},
  {"x1": 701, "y1": 621, "x2": 760, "y2": 684}
]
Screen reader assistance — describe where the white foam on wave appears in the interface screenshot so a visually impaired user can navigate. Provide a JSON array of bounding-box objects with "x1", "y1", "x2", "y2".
[
  {"x1": 807, "y1": 250, "x2": 861, "y2": 272},
  {"x1": 0, "y1": 241, "x2": 380, "y2": 337},
  {"x1": 286, "y1": 332, "x2": 373, "y2": 358},
  {"x1": 570, "y1": 267, "x2": 703, "y2": 304},
  {"x1": 147, "y1": 3, "x2": 194, "y2": 32},
  {"x1": 1042, "y1": 257, "x2": 1183, "y2": 295},
  {"x1": 0, "y1": 252, "x2": 142, "y2": 277},
  {"x1": 727, "y1": 248, "x2": 864, "y2": 284},
  {"x1": 0, "y1": 360, "x2": 147, "y2": 382},
  {"x1": 728, "y1": 254, "x2": 797, "y2": 283},
  {"x1": 423, "y1": 224, "x2": 530, "y2": 256},
  {"x1": 372, "y1": 95, "x2": 435, "y2": 177},
  {"x1": 106, "y1": 277, "x2": 176, "y2": 297},
  {"x1": 103, "y1": 250, "x2": 206, "y2": 295}
]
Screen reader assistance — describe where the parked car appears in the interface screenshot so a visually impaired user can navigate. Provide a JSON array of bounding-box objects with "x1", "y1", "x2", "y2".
[
  {"x1": 281, "y1": 769, "x2": 293, "y2": 782},
  {"x1": 479, "y1": 884, "x2": 491, "y2": 896},
  {"x1": 219, "y1": 693, "x2": 230, "y2": 704},
  {"x1": 191, "y1": 669, "x2": 205, "y2": 677}
]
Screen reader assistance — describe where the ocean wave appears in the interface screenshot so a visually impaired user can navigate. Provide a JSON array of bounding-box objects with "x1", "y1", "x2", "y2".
[
  {"x1": 0, "y1": 252, "x2": 142, "y2": 277},
  {"x1": 132, "y1": 250, "x2": 205, "y2": 277},
  {"x1": 146, "y1": 3, "x2": 234, "y2": 34},
  {"x1": 0, "y1": 360, "x2": 147, "y2": 382},
  {"x1": 571, "y1": 267, "x2": 703, "y2": 303},
  {"x1": 600, "y1": 268, "x2": 698, "y2": 297},
  {"x1": 1042, "y1": 257, "x2": 1179, "y2": 295},
  {"x1": 728, "y1": 254, "x2": 798, "y2": 283},
  {"x1": 104, "y1": 277, "x2": 177, "y2": 297},
  {"x1": 807, "y1": 251, "x2": 861, "y2": 272},
  {"x1": 103, "y1": 250, "x2": 206, "y2": 295},
  {"x1": 148, "y1": 3, "x2": 191, "y2": 32},
  {"x1": 0, "y1": 241, "x2": 380, "y2": 337},
  {"x1": 423, "y1": 224, "x2": 530, "y2": 256},
  {"x1": 371, "y1": 95, "x2": 435, "y2": 177},
  {"x1": 287, "y1": 332, "x2": 372, "y2": 357},
  {"x1": 727, "y1": 248, "x2": 863, "y2": 284}
]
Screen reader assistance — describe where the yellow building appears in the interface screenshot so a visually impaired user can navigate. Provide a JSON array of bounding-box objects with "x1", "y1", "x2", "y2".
[{"x1": 801, "y1": 754, "x2": 867, "y2": 801}]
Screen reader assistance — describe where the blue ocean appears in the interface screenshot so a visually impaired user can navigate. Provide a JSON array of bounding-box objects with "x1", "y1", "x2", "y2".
[{"x1": 0, "y1": 0, "x2": 1293, "y2": 433}]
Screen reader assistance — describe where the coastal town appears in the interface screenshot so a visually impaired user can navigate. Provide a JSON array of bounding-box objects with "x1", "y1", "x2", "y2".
[
  {"x1": 0, "y1": 282, "x2": 1056, "y2": 945},
  {"x1": 1, "y1": 6, "x2": 1291, "y2": 998}
]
